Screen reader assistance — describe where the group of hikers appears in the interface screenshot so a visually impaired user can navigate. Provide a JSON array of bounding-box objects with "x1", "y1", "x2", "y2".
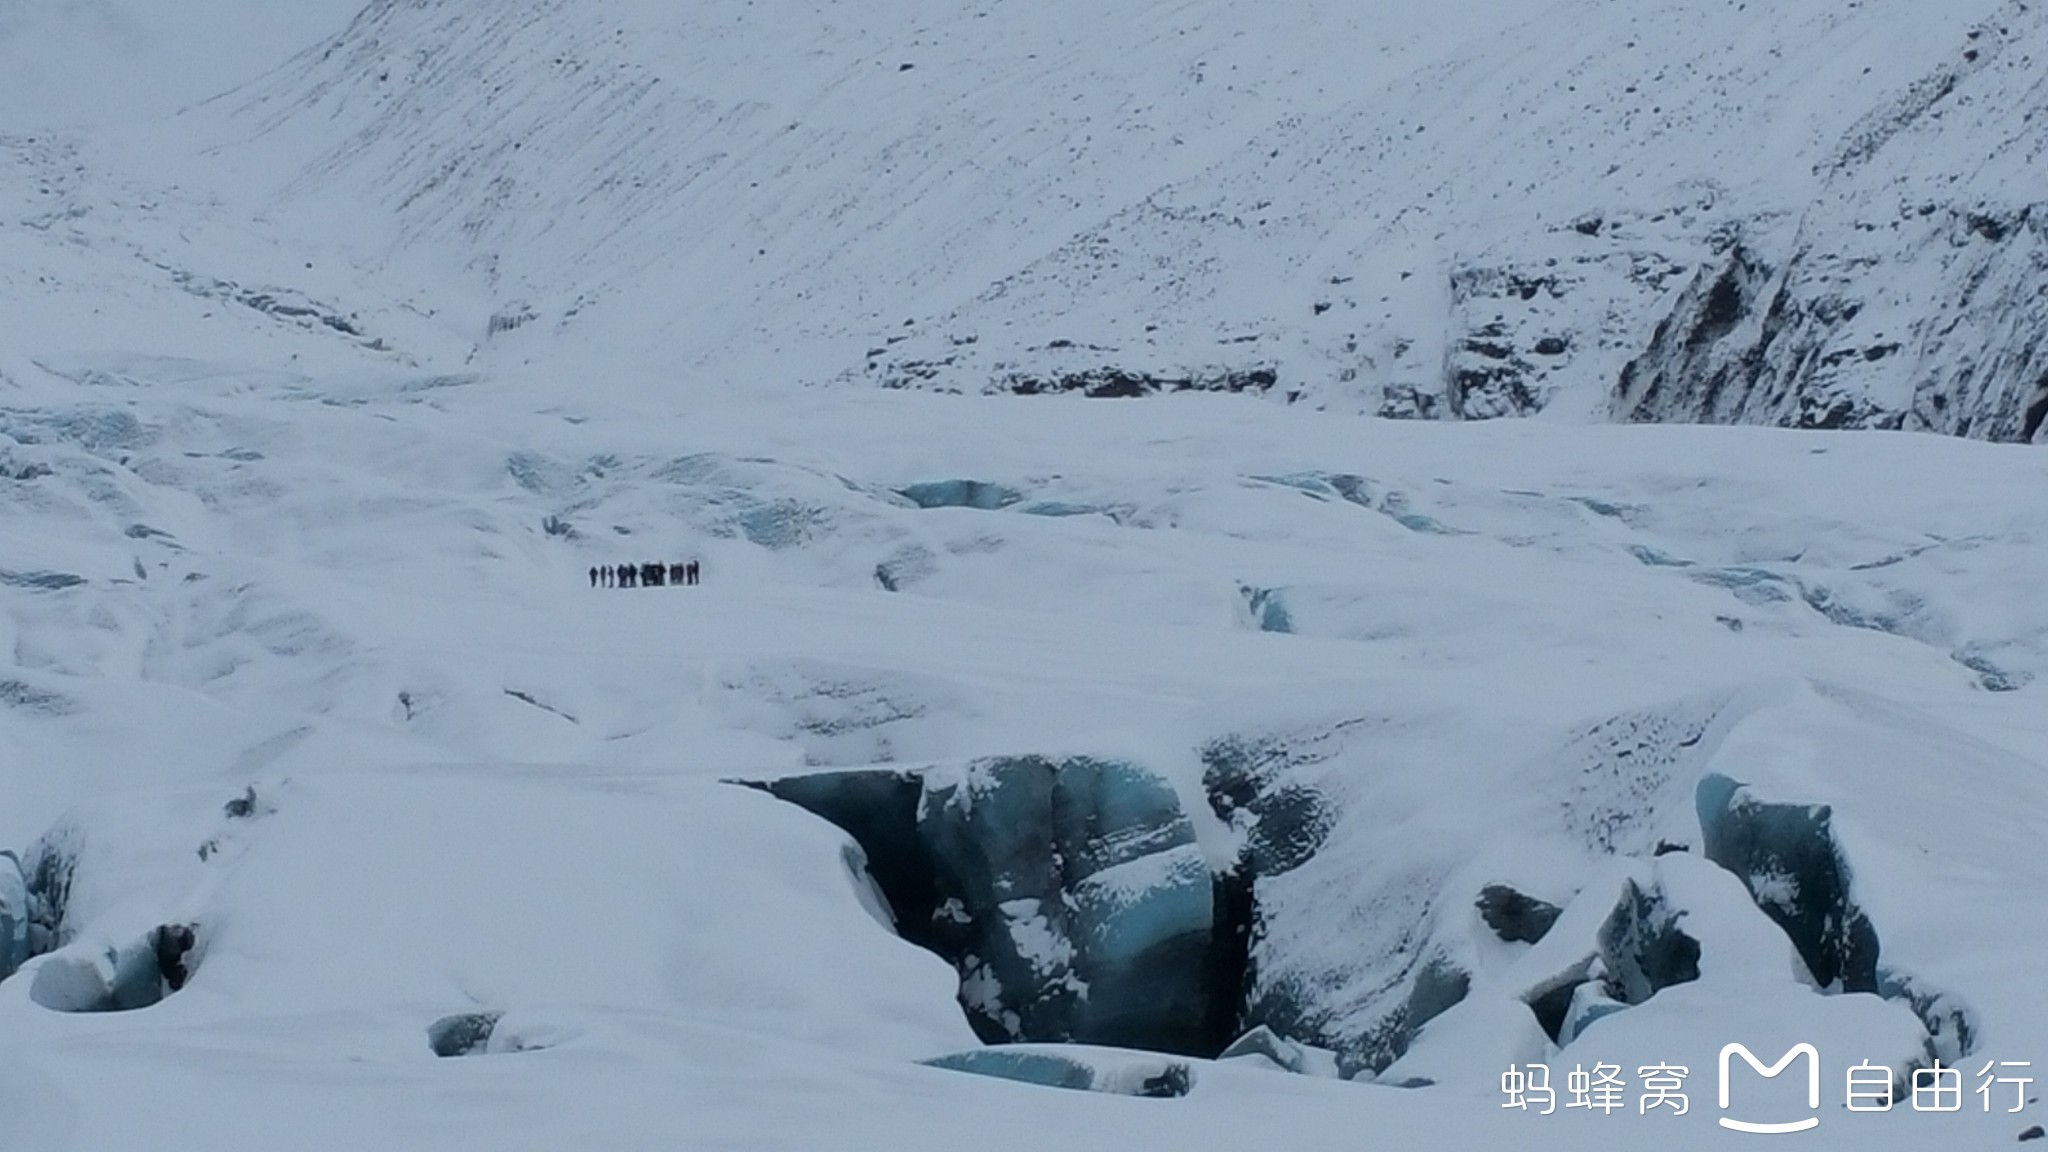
[{"x1": 591, "y1": 561, "x2": 700, "y2": 588}]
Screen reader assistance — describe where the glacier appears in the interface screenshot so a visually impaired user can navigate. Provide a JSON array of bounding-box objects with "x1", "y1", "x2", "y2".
[{"x1": 1, "y1": 0, "x2": 2046, "y2": 1148}]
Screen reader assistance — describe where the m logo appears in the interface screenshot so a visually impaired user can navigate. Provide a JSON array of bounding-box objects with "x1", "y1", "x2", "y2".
[{"x1": 1718, "y1": 1043, "x2": 1822, "y2": 1134}]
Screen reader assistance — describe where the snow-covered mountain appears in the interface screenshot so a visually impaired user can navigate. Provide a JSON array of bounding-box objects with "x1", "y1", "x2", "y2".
[
  {"x1": 3, "y1": 2, "x2": 2047, "y2": 1149},
  {"x1": 119, "y1": 0, "x2": 2047, "y2": 435}
]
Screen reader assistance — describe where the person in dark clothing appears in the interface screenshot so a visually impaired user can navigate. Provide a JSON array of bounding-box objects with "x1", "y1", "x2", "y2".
[
  {"x1": 687, "y1": 560, "x2": 700, "y2": 586},
  {"x1": 603, "y1": 565, "x2": 613, "y2": 588},
  {"x1": 589, "y1": 566, "x2": 599, "y2": 588},
  {"x1": 644, "y1": 562, "x2": 663, "y2": 587},
  {"x1": 669, "y1": 562, "x2": 685, "y2": 585},
  {"x1": 619, "y1": 564, "x2": 634, "y2": 589}
]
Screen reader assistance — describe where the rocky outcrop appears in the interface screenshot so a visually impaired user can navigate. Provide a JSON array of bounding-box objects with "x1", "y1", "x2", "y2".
[
  {"x1": 755, "y1": 755, "x2": 1246, "y2": 1056},
  {"x1": 753, "y1": 709, "x2": 1967, "y2": 1081},
  {"x1": 1613, "y1": 206, "x2": 2048, "y2": 441},
  {"x1": 428, "y1": 1012, "x2": 504, "y2": 1057},
  {"x1": 1696, "y1": 773, "x2": 1881, "y2": 992},
  {"x1": 988, "y1": 365, "x2": 1279, "y2": 399},
  {"x1": 1475, "y1": 885, "x2": 1563, "y2": 946},
  {"x1": 1596, "y1": 878, "x2": 1702, "y2": 1005}
]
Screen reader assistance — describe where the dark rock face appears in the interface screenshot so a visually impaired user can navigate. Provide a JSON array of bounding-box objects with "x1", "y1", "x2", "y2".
[
  {"x1": 154, "y1": 923, "x2": 198, "y2": 992},
  {"x1": 1475, "y1": 884, "x2": 1563, "y2": 945},
  {"x1": 1881, "y1": 968, "x2": 1977, "y2": 1065},
  {"x1": 1196, "y1": 730, "x2": 1363, "y2": 1060},
  {"x1": 1597, "y1": 879, "x2": 1702, "y2": 1005},
  {"x1": 1402, "y1": 955, "x2": 1474, "y2": 1037},
  {"x1": 1376, "y1": 382, "x2": 1442, "y2": 420},
  {"x1": 1613, "y1": 210, "x2": 2048, "y2": 441},
  {"x1": 1199, "y1": 734, "x2": 1337, "y2": 880},
  {"x1": 989, "y1": 365, "x2": 1278, "y2": 399},
  {"x1": 1610, "y1": 245, "x2": 1875, "y2": 432},
  {"x1": 428, "y1": 1012, "x2": 504, "y2": 1057},
  {"x1": 756, "y1": 770, "x2": 939, "y2": 947},
  {"x1": 1449, "y1": 318, "x2": 1545, "y2": 420},
  {"x1": 757, "y1": 755, "x2": 1247, "y2": 1056},
  {"x1": 1524, "y1": 979, "x2": 1581, "y2": 1043},
  {"x1": 1696, "y1": 773, "x2": 1880, "y2": 992}
]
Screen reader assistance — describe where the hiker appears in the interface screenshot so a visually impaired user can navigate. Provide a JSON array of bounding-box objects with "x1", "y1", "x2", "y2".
[
  {"x1": 687, "y1": 559, "x2": 700, "y2": 586},
  {"x1": 619, "y1": 563, "x2": 635, "y2": 589},
  {"x1": 602, "y1": 564, "x2": 613, "y2": 588},
  {"x1": 589, "y1": 566, "x2": 599, "y2": 588},
  {"x1": 643, "y1": 562, "x2": 663, "y2": 587}
]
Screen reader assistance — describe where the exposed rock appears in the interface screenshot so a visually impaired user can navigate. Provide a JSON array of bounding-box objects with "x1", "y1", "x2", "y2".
[
  {"x1": 0, "y1": 679, "x2": 81, "y2": 717},
  {"x1": 427, "y1": 1012, "x2": 504, "y2": 1057},
  {"x1": 224, "y1": 786, "x2": 260, "y2": 819},
  {"x1": 1596, "y1": 878, "x2": 1702, "y2": 1004},
  {"x1": 1523, "y1": 977, "x2": 1582, "y2": 1044},
  {"x1": 1199, "y1": 732, "x2": 1338, "y2": 878},
  {"x1": 921, "y1": 756, "x2": 1222, "y2": 1052},
  {"x1": 755, "y1": 755, "x2": 1248, "y2": 1056},
  {"x1": 1475, "y1": 884, "x2": 1563, "y2": 945},
  {"x1": 0, "y1": 568, "x2": 87, "y2": 591},
  {"x1": 1376, "y1": 382, "x2": 1442, "y2": 420},
  {"x1": 1402, "y1": 954, "x2": 1474, "y2": 1041},
  {"x1": 155, "y1": 923, "x2": 198, "y2": 992},
  {"x1": 1696, "y1": 773, "x2": 1881, "y2": 992},
  {"x1": 987, "y1": 365, "x2": 1278, "y2": 399},
  {"x1": 1613, "y1": 209, "x2": 2048, "y2": 441},
  {"x1": 1880, "y1": 967, "x2": 1978, "y2": 1064}
]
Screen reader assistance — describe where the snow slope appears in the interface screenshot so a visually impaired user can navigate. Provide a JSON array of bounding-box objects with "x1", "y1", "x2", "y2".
[
  {"x1": 110, "y1": 0, "x2": 2048, "y2": 434},
  {"x1": 0, "y1": 1, "x2": 2046, "y2": 1149}
]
